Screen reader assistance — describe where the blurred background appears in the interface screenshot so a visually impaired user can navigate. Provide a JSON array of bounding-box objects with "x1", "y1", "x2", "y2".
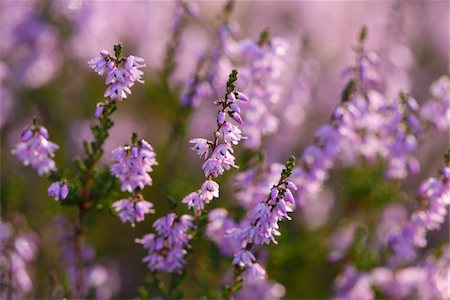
[{"x1": 0, "y1": 0, "x2": 448, "y2": 299}]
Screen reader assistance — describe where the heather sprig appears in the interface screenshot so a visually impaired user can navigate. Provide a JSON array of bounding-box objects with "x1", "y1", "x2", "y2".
[
  {"x1": 110, "y1": 132, "x2": 158, "y2": 227},
  {"x1": 11, "y1": 43, "x2": 147, "y2": 298},
  {"x1": 183, "y1": 69, "x2": 248, "y2": 214},
  {"x1": 89, "y1": 43, "x2": 145, "y2": 101},
  {"x1": 225, "y1": 156, "x2": 297, "y2": 297}
]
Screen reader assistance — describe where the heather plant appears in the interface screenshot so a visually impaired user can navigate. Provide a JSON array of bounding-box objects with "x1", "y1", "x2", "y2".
[{"x1": 1, "y1": 1, "x2": 449, "y2": 299}]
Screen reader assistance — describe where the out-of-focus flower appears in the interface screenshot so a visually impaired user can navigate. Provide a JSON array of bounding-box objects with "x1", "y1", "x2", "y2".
[
  {"x1": 12, "y1": 122, "x2": 58, "y2": 176},
  {"x1": 0, "y1": 220, "x2": 38, "y2": 300},
  {"x1": 388, "y1": 166, "x2": 450, "y2": 264}
]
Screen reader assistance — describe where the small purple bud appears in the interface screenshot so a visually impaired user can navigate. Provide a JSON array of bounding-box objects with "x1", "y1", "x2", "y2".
[
  {"x1": 287, "y1": 181, "x2": 298, "y2": 191},
  {"x1": 135, "y1": 201, "x2": 144, "y2": 217},
  {"x1": 230, "y1": 112, "x2": 243, "y2": 125},
  {"x1": 270, "y1": 187, "x2": 279, "y2": 200},
  {"x1": 100, "y1": 50, "x2": 110, "y2": 58},
  {"x1": 48, "y1": 182, "x2": 61, "y2": 201},
  {"x1": 107, "y1": 61, "x2": 115, "y2": 70},
  {"x1": 60, "y1": 182, "x2": 69, "y2": 200},
  {"x1": 442, "y1": 167, "x2": 450, "y2": 181},
  {"x1": 21, "y1": 129, "x2": 33, "y2": 142},
  {"x1": 406, "y1": 97, "x2": 419, "y2": 112},
  {"x1": 39, "y1": 127, "x2": 49, "y2": 139},
  {"x1": 94, "y1": 103, "x2": 104, "y2": 118},
  {"x1": 230, "y1": 103, "x2": 241, "y2": 114},
  {"x1": 284, "y1": 189, "x2": 295, "y2": 204},
  {"x1": 236, "y1": 91, "x2": 249, "y2": 102},
  {"x1": 218, "y1": 111, "x2": 226, "y2": 125},
  {"x1": 227, "y1": 93, "x2": 237, "y2": 102},
  {"x1": 131, "y1": 146, "x2": 139, "y2": 157}
]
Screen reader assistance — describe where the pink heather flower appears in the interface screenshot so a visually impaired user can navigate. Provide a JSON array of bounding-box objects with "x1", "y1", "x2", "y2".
[
  {"x1": 47, "y1": 181, "x2": 69, "y2": 201},
  {"x1": 219, "y1": 121, "x2": 244, "y2": 145},
  {"x1": 182, "y1": 191, "x2": 206, "y2": 212},
  {"x1": 211, "y1": 144, "x2": 237, "y2": 170},
  {"x1": 137, "y1": 213, "x2": 194, "y2": 273},
  {"x1": 202, "y1": 158, "x2": 225, "y2": 178},
  {"x1": 190, "y1": 138, "x2": 210, "y2": 159},
  {"x1": 88, "y1": 53, "x2": 111, "y2": 76},
  {"x1": 233, "y1": 249, "x2": 256, "y2": 268},
  {"x1": 110, "y1": 139, "x2": 158, "y2": 192},
  {"x1": 104, "y1": 82, "x2": 131, "y2": 101},
  {"x1": 112, "y1": 197, "x2": 154, "y2": 227},
  {"x1": 201, "y1": 180, "x2": 219, "y2": 201},
  {"x1": 12, "y1": 124, "x2": 58, "y2": 176}
]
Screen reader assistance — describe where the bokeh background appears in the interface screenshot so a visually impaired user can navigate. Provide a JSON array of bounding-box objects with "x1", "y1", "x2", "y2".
[{"x1": 1, "y1": 0, "x2": 448, "y2": 299}]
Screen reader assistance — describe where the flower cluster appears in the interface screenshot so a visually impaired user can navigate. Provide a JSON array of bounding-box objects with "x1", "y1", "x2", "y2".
[
  {"x1": 112, "y1": 194, "x2": 155, "y2": 227},
  {"x1": 110, "y1": 136, "x2": 157, "y2": 226},
  {"x1": 0, "y1": 221, "x2": 38, "y2": 299},
  {"x1": 136, "y1": 213, "x2": 194, "y2": 273},
  {"x1": 183, "y1": 70, "x2": 249, "y2": 212},
  {"x1": 388, "y1": 166, "x2": 450, "y2": 263},
  {"x1": 47, "y1": 180, "x2": 69, "y2": 201},
  {"x1": 89, "y1": 45, "x2": 145, "y2": 101},
  {"x1": 12, "y1": 122, "x2": 58, "y2": 176},
  {"x1": 110, "y1": 138, "x2": 157, "y2": 193}
]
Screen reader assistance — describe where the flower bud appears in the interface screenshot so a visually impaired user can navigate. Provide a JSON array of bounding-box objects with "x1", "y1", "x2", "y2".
[
  {"x1": 217, "y1": 111, "x2": 226, "y2": 125},
  {"x1": 230, "y1": 112, "x2": 243, "y2": 125},
  {"x1": 94, "y1": 103, "x2": 104, "y2": 118}
]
